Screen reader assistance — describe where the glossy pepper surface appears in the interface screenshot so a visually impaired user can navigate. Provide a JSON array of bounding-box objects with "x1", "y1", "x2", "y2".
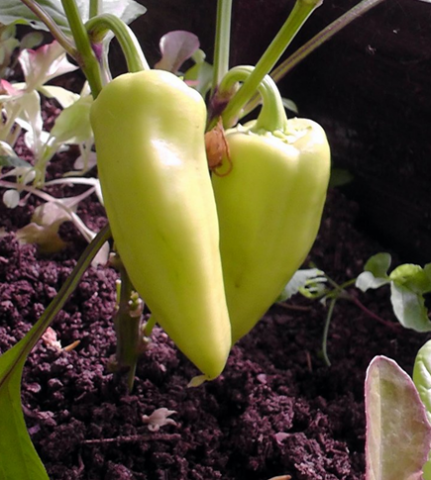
[
  {"x1": 90, "y1": 69, "x2": 231, "y2": 379},
  {"x1": 212, "y1": 68, "x2": 330, "y2": 343}
]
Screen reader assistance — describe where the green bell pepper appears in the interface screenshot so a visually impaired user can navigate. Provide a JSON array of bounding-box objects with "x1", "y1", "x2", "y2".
[
  {"x1": 90, "y1": 69, "x2": 231, "y2": 380},
  {"x1": 212, "y1": 67, "x2": 330, "y2": 343}
]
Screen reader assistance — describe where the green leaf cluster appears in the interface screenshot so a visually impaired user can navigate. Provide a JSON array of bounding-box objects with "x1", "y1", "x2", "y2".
[{"x1": 356, "y1": 253, "x2": 431, "y2": 332}]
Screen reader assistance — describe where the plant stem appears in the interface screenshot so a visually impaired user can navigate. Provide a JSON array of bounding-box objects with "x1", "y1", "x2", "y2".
[
  {"x1": 322, "y1": 297, "x2": 337, "y2": 367},
  {"x1": 272, "y1": 0, "x2": 387, "y2": 83},
  {"x1": 86, "y1": 14, "x2": 149, "y2": 73},
  {"x1": 89, "y1": 0, "x2": 100, "y2": 18},
  {"x1": 211, "y1": 0, "x2": 233, "y2": 96},
  {"x1": 19, "y1": 0, "x2": 76, "y2": 58},
  {"x1": 113, "y1": 264, "x2": 145, "y2": 391},
  {"x1": 242, "y1": 0, "x2": 388, "y2": 118},
  {"x1": 323, "y1": 274, "x2": 397, "y2": 329},
  {"x1": 347, "y1": 294, "x2": 400, "y2": 330},
  {"x1": 144, "y1": 315, "x2": 157, "y2": 336},
  {"x1": 61, "y1": 0, "x2": 103, "y2": 98},
  {"x1": 222, "y1": 0, "x2": 321, "y2": 127},
  {"x1": 218, "y1": 66, "x2": 288, "y2": 131}
]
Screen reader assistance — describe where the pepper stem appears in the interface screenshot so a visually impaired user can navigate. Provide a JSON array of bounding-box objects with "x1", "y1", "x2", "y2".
[
  {"x1": 112, "y1": 263, "x2": 146, "y2": 392},
  {"x1": 241, "y1": 0, "x2": 387, "y2": 119},
  {"x1": 86, "y1": 14, "x2": 150, "y2": 74},
  {"x1": 211, "y1": 0, "x2": 233, "y2": 96},
  {"x1": 219, "y1": 66, "x2": 288, "y2": 133},
  {"x1": 61, "y1": 0, "x2": 103, "y2": 98},
  {"x1": 221, "y1": 0, "x2": 322, "y2": 127}
]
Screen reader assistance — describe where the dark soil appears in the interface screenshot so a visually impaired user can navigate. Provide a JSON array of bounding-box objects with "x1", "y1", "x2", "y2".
[{"x1": 0, "y1": 149, "x2": 428, "y2": 480}]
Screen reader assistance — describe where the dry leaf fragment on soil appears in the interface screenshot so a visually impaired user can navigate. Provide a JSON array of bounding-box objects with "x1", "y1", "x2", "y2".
[{"x1": 141, "y1": 407, "x2": 177, "y2": 432}]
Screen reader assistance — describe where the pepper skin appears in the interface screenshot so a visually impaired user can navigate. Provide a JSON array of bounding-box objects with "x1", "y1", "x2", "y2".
[
  {"x1": 90, "y1": 69, "x2": 231, "y2": 380},
  {"x1": 212, "y1": 69, "x2": 330, "y2": 344}
]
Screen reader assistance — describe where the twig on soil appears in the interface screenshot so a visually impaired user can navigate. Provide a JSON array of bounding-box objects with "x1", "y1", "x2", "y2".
[
  {"x1": 277, "y1": 302, "x2": 312, "y2": 312},
  {"x1": 81, "y1": 433, "x2": 182, "y2": 445}
]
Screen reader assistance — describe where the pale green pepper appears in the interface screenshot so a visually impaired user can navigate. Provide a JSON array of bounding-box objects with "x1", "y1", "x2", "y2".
[
  {"x1": 90, "y1": 69, "x2": 231, "y2": 380},
  {"x1": 212, "y1": 67, "x2": 330, "y2": 343}
]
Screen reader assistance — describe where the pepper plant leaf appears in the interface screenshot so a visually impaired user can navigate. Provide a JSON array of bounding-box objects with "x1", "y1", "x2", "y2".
[
  {"x1": 0, "y1": 155, "x2": 31, "y2": 167},
  {"x1": 413, "y1": 339, "x2": 431, "y2": 480},
  {"x1": 389, "y1": 263, "x2": 431, "y2": 332},
  {"x1": 390, "y1": 263, "x2": 431, "y2": 294},
  {"x1": 356, "y1": 255, "x2": 431, "y2": 332},
  {"x1": 155, "y1": 31, "x2": 200, "y2": 73},
  {"x1": 49, "y1": 94, "x2": 93, "y2": 145},
  {"x1": 277, "y1": 268, "x2": 326, "y2": 302},
  {"x1": 0, "y1": 341, "x2": 49, "y2": 480},
  {"x1": 390, "y1": 283, "x2": 431, "y2": 332},
  {"x1": 356, "y1": 252, "x2": 391, "y2": 292},
  {"x1": 184, "y1": 49, "x2": 214, "y2": 97},
  {"x1": 0, "y1": 0, "x2": 146, "y2": 35},
  {"x1": 365, "y1": 356, "x2": 431, "y2": 480}
]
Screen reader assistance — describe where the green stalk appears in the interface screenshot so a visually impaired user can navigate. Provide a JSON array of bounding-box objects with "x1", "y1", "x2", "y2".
[
  {"x1": 86, "y1": 14, "x2": 149, "y2": 73},
  {"x1": 222, "y1": 0, "x2": 321, "y2": 127},
  {"x1": 219, "y1": 66, "x2": 288, "y2": 132},
  {"x1": 113, "y1": 265, "x2": 145, "y2": 392},
  {"x1": 19, "y1": 0, "x2": 76, "y2": 58},
  {"x1": 211, "y1": 0, "x2": 233, "y2": 96},
  {"x1": 241, "y1": 0, "x2": 387, "y2": 117},
  {"x1": 89, "y1": 0, "x2": 100, "y2": 18},
  {"x1": 322, "y1": 296, "x2": 337, "y2": 367},
  {"x1": 272, "y1": 0, "x2": 386, "y2": 83},
  {"x1": 61, "y1": 0, "x2": 103, "y2": 98},
  {"x1": 143, "y1": 316, "x2": 156, "y2": 336}
]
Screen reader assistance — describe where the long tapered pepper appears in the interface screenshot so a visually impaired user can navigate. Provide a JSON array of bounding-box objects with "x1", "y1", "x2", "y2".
[
  {"x1": 90, "y1": 69, "x2": 231, "y2": 380},
  {"x1": 212, "y1": 67, "x2": 330, "y2": 344}
]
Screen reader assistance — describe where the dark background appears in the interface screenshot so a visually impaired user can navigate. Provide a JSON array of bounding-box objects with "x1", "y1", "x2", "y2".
[{"x1": 130, "y1": 0, "x2": 431, "y2": 262}]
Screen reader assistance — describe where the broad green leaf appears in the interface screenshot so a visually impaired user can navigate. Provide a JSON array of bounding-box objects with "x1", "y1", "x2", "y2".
[
  {"x1": 49, "y1": 94, "x2": 93, "y2": 145},
  {"x1": 356, "y1": 253, "x2": 391, "y2": 292},
  {"x1": 0, "y1": 342, "x2": 49, "y2": 480},
  {"x1": 365, "y1": 252, "x2": 392, "y2": 278},
  {"x1": 356, "y1": 271, "x2": 390, "y2": 292},
  {"x1": 0, "y1": 155, "x2": 31, "y2": 167},
  {"x1": 365, "y1": 356, "x2": 431, "y2": 480},
  {"x1": 0, "y1": 0, "x2": 146, "y2": 35},
  {"x1": 390, "y1": 264, "x2": 431, "y2": 294},
  {"x1": 0, "y1": 0, "x2": 71, "y2": 32},
  {"x1": 390, "y1": 283, "x2": 431, "y2": 332},
  {"x1": 413, "y1": 340, "x2": 431, "y2": 480}
]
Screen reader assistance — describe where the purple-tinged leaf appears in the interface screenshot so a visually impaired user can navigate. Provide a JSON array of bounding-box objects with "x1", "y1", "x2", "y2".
[
  {"x1": 365, "y1": 356, "x2": 431, "y2": 480},
  {"x1": 154, "y1": 31, "x2": 200, "y2": 73},
  {"x1": 0, "y1": 78, "x2": 21, "y2": 97},
  {"x1": 18, "y1": 40, "x2": 78, "y2": 91}
]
